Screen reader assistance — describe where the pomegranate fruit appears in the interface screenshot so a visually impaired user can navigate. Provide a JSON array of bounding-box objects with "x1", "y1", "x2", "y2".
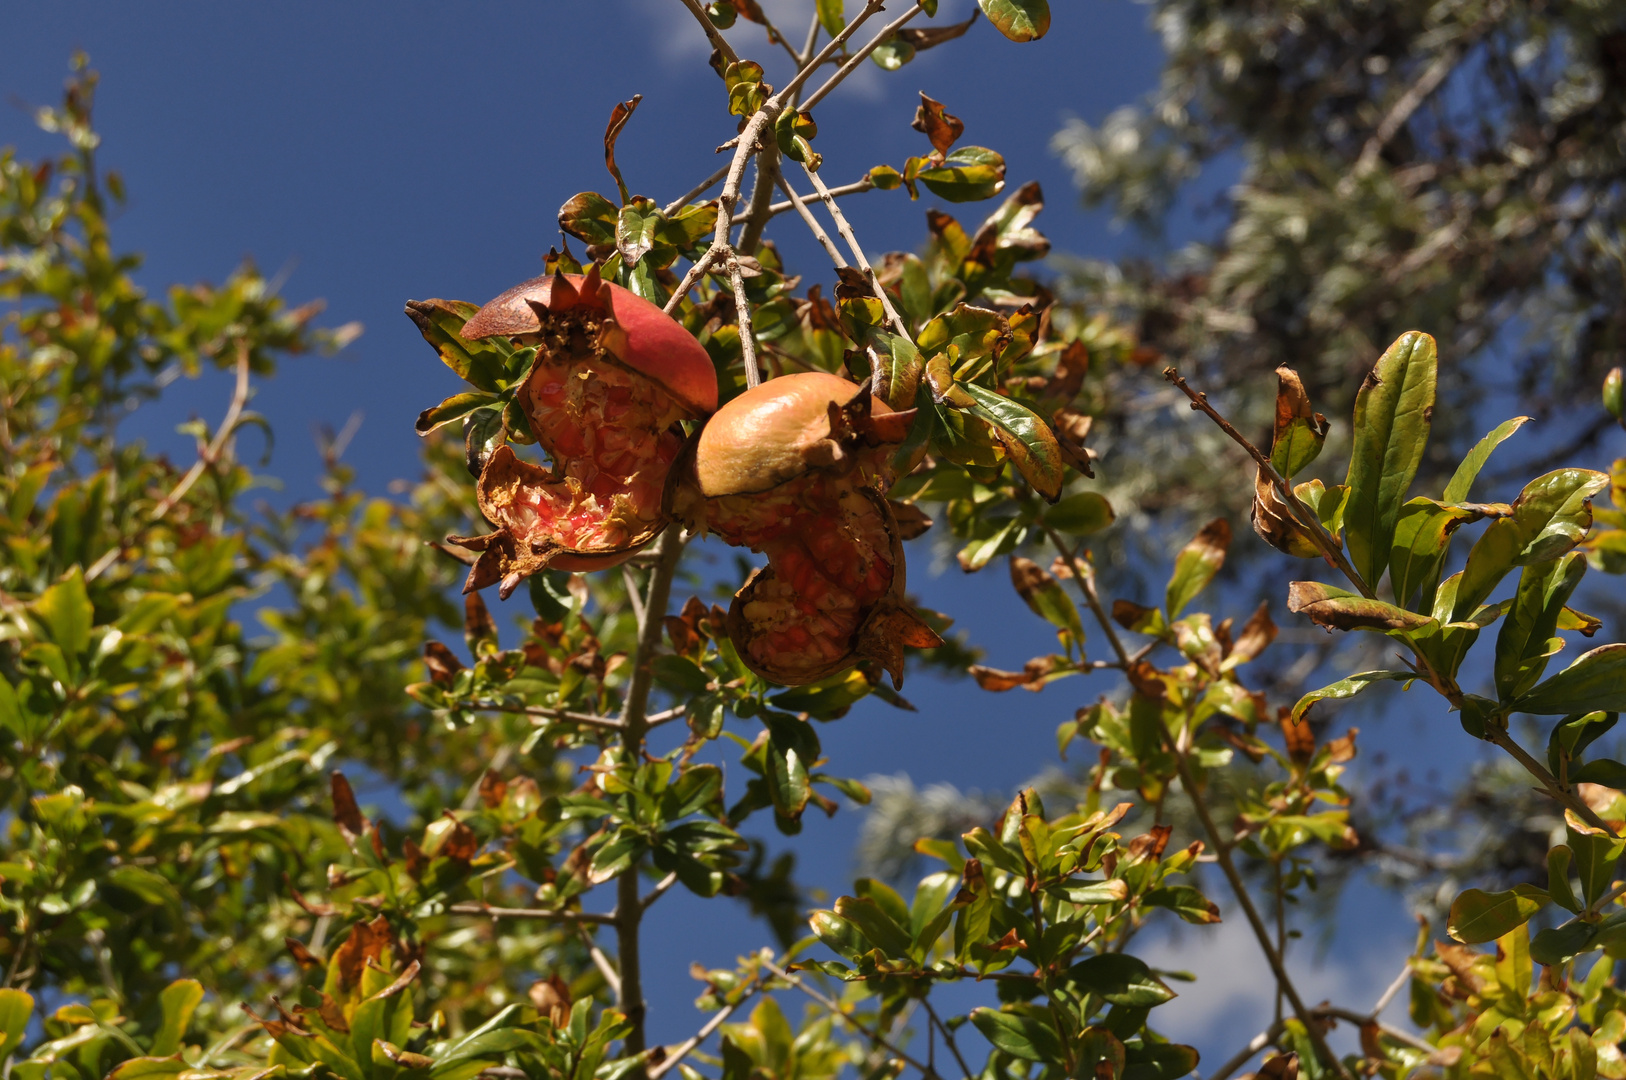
[
  {"x1": 448, "y1": 266, "x2": 718, "y2": 597},
  {"x1": 669, "y1": 372, "x2": 942, "y2": 687}
]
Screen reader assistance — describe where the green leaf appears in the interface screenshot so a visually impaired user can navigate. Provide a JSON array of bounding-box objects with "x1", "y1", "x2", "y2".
[
  {"x1": 30, "y1": 566, "x2": 92, "y2": 660},
  {"x1": 1493, "y1": 553, "x2": 1586, "y2": 701},
  {"x1": 1443, "y1": 416, "x2": 1531, "y2": 503},
  {"x1": 1043, "y1": 491, "x2": 1114, "y2": 536},
  {"x1": 1447, "y1": 884, "x2": 1549, "y2": 945},
  {"x1": 1045, "y1": 879, "x2": 1130, "y2": 906},
  {"x1": 1287, "y1": 581, "x2": 1434, "y2": 633},
  {"x1": 415, "y1": 391, "x2": 499, "y2": 437},
  {"x1": 832, "y1": 895, "x2": 914, "y2": 959},
  {"x1": 956, "y1": 516, "x2": 1021, "y2": 572},
  {"x1": 1548, "y1": 845, "x2": 1581, "y2": 913},
  {"x1": 1343, "y1": 331, "x2": 1438, "y2": 590},
  {"x1": 762, "y1": 711, "x2": 819, "y2": 821},
  {"x1": 1531, "y1": 921, "x2": 1598, "y2": 966},
  {"x1": 557, "y1": 191, "x2": 619, "y2": 247},
  {"x1": 1514, "y1": 645, "x2": 1626, "y2": 715},
  {"x1": 1290, "y1": 671, "x2": 1411, "y2": 722},
  {"x1": 0, "y1": 989, "x2": 33, "y2": 1060},
  {"x1": 723, "y1": 60, "x2": 767, "y2": 117},
  {"x1": 1388, "y1": 498, "x2": 1478, "y2": 611},
  {"x1": 1570, "y1": 827, "x2": 1625, "y2": 909},
  {"x1": 106, "y1": 1059, "x2": 187, "y2": 1080},
  {"x1": 404, "y1": 298, "x2": 513, "y2": 392},
  {"x1": 1455, "y1": 468, "x2": 1611, "y2": 618},
  {"x1": 1142, "y1": 885, "x2": 1221, "y2": 924},
  {"x1": 970, "y1": 1007, "x2": 1063, "y2": 1062},
  {"x1": 1066, "y1": 954, "x2": 1176, "y2": 1006},
  {"x1": 870, "y1": 37, "x2": 916, "y2": 70},
  {"x1": 961, "y1": 383, "x2": 1064, "y2": 501},
  {"x1": 809, "y1": 910, "x2": 867, "y2": 961},
  {"x1": 977, "y1": 0, "x2": 1051, "y2": 41},
  {"x1": 917, "y1": 146, "x2": 1008, "y2": 203},
  {"x1": 1009, "y1": 557, "x2": 1084, "y2": 646},
  {"x1": 1268, "y1": 367, "x2": 1329, "y2": 478},
  {"x1": 151, "y1": 979, "x2": 202, "y2": 1057},
  {"x1": 615, "y1": 197, "x2": 661, "y2": 268},
  {"x1": 1165, "y1": 519, "x2": 1230, "y2": 619},
  {"x1": 816, "y1": 0, "x2": 844, "y2": 36}
]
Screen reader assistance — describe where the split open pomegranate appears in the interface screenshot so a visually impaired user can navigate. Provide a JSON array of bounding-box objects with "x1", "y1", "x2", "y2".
[
  {"x1": 450, "y1": 267, "x2": 717, "y2": 598},
  {"x1": 669, "y1": 372, "x2": 942, "y2": 687}
]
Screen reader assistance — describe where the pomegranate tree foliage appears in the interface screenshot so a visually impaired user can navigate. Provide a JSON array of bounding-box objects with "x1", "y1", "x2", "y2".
[{"x1": 3, "y1": 7, "x2": 1626, "y2": 1080}]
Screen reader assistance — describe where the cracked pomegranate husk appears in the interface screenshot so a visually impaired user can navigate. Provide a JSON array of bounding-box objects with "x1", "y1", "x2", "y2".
[
  {"x1": 669, "y1": 371, "x2": 942, "y2": 687},
  {"x1": 451, "y1": 267, "x2": 717, "y2": 597}
]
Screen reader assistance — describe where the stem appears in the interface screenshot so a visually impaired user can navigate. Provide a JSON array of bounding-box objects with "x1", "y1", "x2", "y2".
[
  {"x1": 772, "y1": 173, "x2": 847, "y2": 269},
  {"x1": 1206, "y1": 1021, "x2": 1284, "y2": 1080},
  {"x1": 1485, "y1": 723, "x2": 1619, "y2": 838},
  {"x1": 737, "y1": 140, "x2": 780, "y2": 256},
  {"x1": 801, "y1": 164, "x2": 909, "y2": 338},
  {"x1": 767, "y1": 176, "x2": 873, "y2": 217},
  {"x1": 765, "y1": 962, "x2": 941, "y2": 1079},
  {"x1": 663, "y1": 162, "x2": 731, "y2": 216},
  {"x1": 728, "y1": 254, "x2": 763, "y2": 388},
  {"x1": 446, "y1": 902, "x2": 616, "y2": 924},
  {"x1": 1273, "y1": 859, "x2": 1285, "y2": 1025},
  {"x1": 1162, "y1": 367, "x2": 1373, "y2": 598},
  {"x1": 1171, "y1": 749, "x2": 1353, "y2": 1080},
  {"x1": 921, "y1": 999, "x2": 972, "y2": 1080},
  {"x1": 675, "y1": 0, "x2": 739, "y2": 65},
  {"x1": 613, "y1": 526, "x2": 687, "y2": 1055},
  {"x1": 1045, "y1": 527, "x2": 1130, "y2": 667},
  {"x1": 647, "y1": 990, "x2": 757, "y2": 1079},
  {"x1": 801, "y1": 2, "x2": 927, "y2": 111}
]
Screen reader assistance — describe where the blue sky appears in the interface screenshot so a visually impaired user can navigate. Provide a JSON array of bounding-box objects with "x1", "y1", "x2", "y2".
[{"x1": 9, "y1": 1, "x2": 1600, "y2": 1068}]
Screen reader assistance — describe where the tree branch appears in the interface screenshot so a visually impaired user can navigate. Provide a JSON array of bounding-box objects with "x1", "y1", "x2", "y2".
[
  {"x1": 1170, "y1": 747, "x2": 1353, "y2": 1080},
  {"x1": 764, "y1": 961, "x2": 942, "y2": 1079},
  {"x1": 802, "y1": 163, "x2": 910, "y2": 338},
  {"x1": 768, "y1": 176, "x2": 874, "y2": 217},
  {"x1": 675, "y1": 0, "x2": 739, "y2": 65},
  {"x1": 446, "y1": 902, "x2": 616, "y2": 925},
  {"x1": 773, "y1": 173, "x2": 847, "y2": 269},
  {"x1": 663, "y1": 162, "x2": 731, "y2": 216},
  {"x1": 1163, "y1": 366, "x2": 1374, "y2": 598},
  {"x1": 646, "y1": 988, "x2": 757, "y2": 1080},
  {"x1": 802, "y1": 2, "x2": 927, "y2": 111}
]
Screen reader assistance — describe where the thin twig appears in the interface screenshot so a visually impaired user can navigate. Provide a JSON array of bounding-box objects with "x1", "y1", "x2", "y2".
[
  {"x1": 1370, "y1": 960, "x2": 1412, "y2": 1017},
  {"x1": 1163, "y1": 366, "x2": 1372, "y2": 598},
  {"x1": 802, "y1": 164, "x2": 910, "y2": 338},
  {"x1": 463, "y1": 702, "x2": 625, "y2": 731},
  {"x1": 797, "y1": 11, "x2": 822, "y2": 71},
  {"x1": 1046, "y1": 528, "x2": 1130, "y2": 667},
  {"x1": 622, "y1": 564, "x2": 648, "y2": 627},
  {"x1": 675, "y1": 0, "x2": 739, "y2": 65},
  {"x1": 89, "y1": 341, "x2": 255, "y2": 582},
  {"x1": 647, "y1": 987, "x2": 758, "y2": 1079},
  {"x1": 738, "y1": 140, "x2": 781, "y2": 256},
  {"x1": 768, "y1": 176, "x2": 874, "y2": 217},
  {"x1": 663, "y1": 163, "x2": 732, "y2": 216},
  {"x1": 765, "y1": 962, "x2": 940, "y2": 1078},
  {"x1": 1485, "y1": 724, "x2": 1619, "y2": 837},
  {"x1": 728, "y1": 254, "x2": 763, "y2": 388},
  {"x1": 773, "y1": 173, "x2": 847, "y2": 268},
  {"x1": 1171, "y1": 747, "x2": 1353, "y2": 1080},
  {"x1": 1205, "y1": 1021, "x2": 1284, "y2": 1080},
  {"x1": 1317, "y1": 1006, "x2": 1435, "y2": 1053},
  {"x1": 446, "y1": 902, "x2": 616, "y2": 925},
  {"x1": 576, "y1": 922, "x2": 622, "y2": 998},
  {"x1": 641, "y1": 871, "x2": 679, "y2": 912},
  {"x1": 921, "y1": 998, "x2": 972, "y2": 1080},
  {"x1": 802, "y1": 2, "x2": 927, "y2": 111}
]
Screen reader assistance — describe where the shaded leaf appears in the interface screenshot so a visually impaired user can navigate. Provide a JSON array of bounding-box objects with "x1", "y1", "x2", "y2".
[
  {"x1": 978, "y1": 0, "x2": 1051, "y2": 41},
  {"x1": 1290, "y1": 670, "x2": 1411, "y2": 722},
  {"x1": 1447, "y1": 884, "x2": 1550, "y2": 945},
  {"x1": 1514, "y1": 645, "x2": 1626, "y2": 715},
  {"x1": 1165, "y1": 519, "x2": 1229, "y2": 619}
]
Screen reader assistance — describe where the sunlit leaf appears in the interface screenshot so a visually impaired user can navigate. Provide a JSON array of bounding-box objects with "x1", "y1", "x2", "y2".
[{"x1": 1447, "y1": 884, "x2": 1549, "y2": 944}]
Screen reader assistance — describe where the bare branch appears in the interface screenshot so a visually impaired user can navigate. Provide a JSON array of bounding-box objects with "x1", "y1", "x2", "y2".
[
  {"x1": 773, "y1": 173, "x2": 847, "y2": 269},
  {"x1": 1046, "y1": 528, "x2": 1130, "y2": 667},
  {"x1": 802, "y1": 2, "x2": 927, "y2": 111},
  {"x1": 446, "y1": 902, "x2": 616, "y2": 925},
  {"x1": 1163, "y1": 366, "x2": 1373, "y2": 597},
  {"x1": 675, "y1": 0, "x2": 739, "y2": 65},
  {"x1": 728, "y1": 254, "x2": 763, "y2": 388},
  {"x1": 462, "y1": 701, "x2": 625, "y2": 731},
  {"x1": 663, "y1": 246, "x2": 725, "y2": 316},
  {"x1": 768, "y1": 175, "x2": 874, "y2": 217},
  {"x1": 647, "y1": 989, "x2": 757, "y2": 1080},
  {"x1": 640, "y1": 871, "x2": 679, "y2": 912},
  {"x1": 664, "y1": 162, "x2": 731, "y2": 216},
  {"x1": 576, "y1": 922, "x2": 622, "y2": 998},
  {"x1": 802, "y1": 163, "x2": 910, "y2": 338},
  {"x1": 1205, "y1": 1022, "x2": 1283, "y2": 1080},
  {"x1": 764, "y1": 961, "x2": 942, "y2": 1078}
]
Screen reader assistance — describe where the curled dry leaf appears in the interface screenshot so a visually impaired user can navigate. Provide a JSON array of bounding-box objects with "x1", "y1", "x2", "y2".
[
  {"x1": 1052, "y1": 407, "x2": 1095, "y2": 477},
  {"x1": 1251, "y1": 470, "x2": 1322, "y2": 558},
  {"x1": 330, "y1": 771, "x2": 365, "y2": 839},
  {"x1": 1279, "y1": 706, "x2": 1316, "y2": 763},
  {"x1": 911, "y1": 92, "x2": 965, "y2": 161}
]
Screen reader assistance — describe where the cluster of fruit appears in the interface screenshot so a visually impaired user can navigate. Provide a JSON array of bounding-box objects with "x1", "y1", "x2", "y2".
[{"x1": 417, "y1": 269, "x2": 939, "y2": 687}]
